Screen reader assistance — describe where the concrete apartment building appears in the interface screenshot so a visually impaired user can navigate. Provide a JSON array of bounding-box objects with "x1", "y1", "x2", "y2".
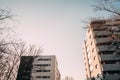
[
  {"x1": 16, "y1": 55, "x2": 60, "y2": 80},
  {"x1": 82, "y1": 19, "x2": 120, "y2": 80}
]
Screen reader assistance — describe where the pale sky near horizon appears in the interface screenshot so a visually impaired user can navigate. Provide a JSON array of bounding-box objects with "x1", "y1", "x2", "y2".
[{"x1": 0, "y1": 0, "x2": 103, "y2": 80}]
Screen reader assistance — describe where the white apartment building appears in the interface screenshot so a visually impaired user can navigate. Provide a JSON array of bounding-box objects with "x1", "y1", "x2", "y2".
[
  {"x1": 16, "y1": 55, "x2": 60, "y2": 80},
  {"x1": 82, "y1": 19, "x2": 120, "y2": 80}
]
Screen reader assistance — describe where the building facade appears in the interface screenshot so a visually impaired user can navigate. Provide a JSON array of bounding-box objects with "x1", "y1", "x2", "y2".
[
  {"x1": 16, "y1": 55, "x2": 60, "y2": 80},
  {"x1": 82, "y1": 19, "x2": 120, "y2": 80}
]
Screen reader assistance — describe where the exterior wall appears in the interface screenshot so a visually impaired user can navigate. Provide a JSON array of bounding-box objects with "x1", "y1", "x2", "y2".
[
  {"x1": 83, "y1": 20, "x2": 120, "y2": 80},
  {"x1": 16, "y1": 56, "x2": 33, "y2": 80},
  {"x1": 82, "y1": 41, "x2": 91, "y2": 78},
  {"x1": 83, "y1": 27, "x2": 102, "y2": 79},
  {"x1": 16, "y1": 55, "x2": 60, "y2": 80}
]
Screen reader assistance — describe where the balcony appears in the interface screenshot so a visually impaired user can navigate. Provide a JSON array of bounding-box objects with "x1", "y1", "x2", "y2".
[
  {"x1": 100, "y1": 54, "x2": 120, "y2": 61},
  {"x1": 96, "y1": 38, "x2": 110, "y2": 43},
  {"x1": 104, "y1": 75, "x2": 120, "y2": 80},
  {"x1": 93, "y1": 31, "x2": 112, "y2": 36},
  {"x1": 103, "y1": 64, "x2": 120, "y2": 71},
  {"x1": 97, "y1": 45, "x2": 115, "y2": 52}
]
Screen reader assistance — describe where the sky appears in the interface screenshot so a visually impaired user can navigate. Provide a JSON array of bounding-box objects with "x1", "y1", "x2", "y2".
[{"x1": 0, "y1": 0, "x2": 101, "y2": 80}]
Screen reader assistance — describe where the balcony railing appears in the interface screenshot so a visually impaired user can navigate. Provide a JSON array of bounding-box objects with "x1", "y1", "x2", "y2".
[
  {"x1": 96, "y1": 38, "x2": 110, "y2": 43},
  {"x1": 100, "y1": 54, "x2": 120, "y2": 61},
  {"x1": 94, "y1": 31, "x2": 112, "y2": 36},
  {"x1": 103, "y1": 74, "x2": 120, "y2": 80},
  {"x1": 97, "y1": 45, "x2": 115, "y2": 52},
  {"x1": 103, "y1": 64, "x2": 120, "y2": 71}
]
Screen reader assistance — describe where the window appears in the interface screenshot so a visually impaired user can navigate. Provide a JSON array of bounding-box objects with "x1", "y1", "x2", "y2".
[
  {"x1": 93, "y1": 56, "x2": 96, "y2": 60},
  {"x1": 104, "y1": 60, "x2": 116, "y2": 64},
  {"x1": 43, "y1": 70, "x2": 50, "y2": 72},
  {"x1": 38, "y1": 58, "x2": 51, "y2": 61},
  {"x1": 99, "y1": 51, "x2": 114, "y2": 54},
  {"x1": 93, "y1": 28, "x2": 107, "y2": 31},
  {"x1": 36, "y1": 76, "x2": 50, "y2": 79},
  {"x1": 89, "y1": 35, "x2": 91, "y2": 39},
  {"x1": 36, "y1": 70, "x2": 50, "y2": 72},
  {"x1": 36, "y1": 76, "x2": 41, "y2": 78},
  {"x1": 36, "y1": 70, "x2": 42, "y2": 72},
  {"x1": 92, "y1": 48, "x2": 94, "y2": 52},
  {"x1": 91, "y1": 41, "x2": 93, "y2": 45},
  {"x1": 94, "y1": 35, "x2": 110, "y2": 38},
  {"x1": 95, "y1": 64, "x2": 98, "y2": 69},
  {"x1": 96, "y1": 42, "x2": 112, "y2": 46},
  {"x1": 34, "y1": 64, "x2": 51, "y2": 66},
  {"x1": 42, "y1": 76, "x2": 50, "y2": 78}
]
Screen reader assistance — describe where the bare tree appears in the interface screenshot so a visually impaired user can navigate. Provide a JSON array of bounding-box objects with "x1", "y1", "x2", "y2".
[
  {"x1": 2, "y1": 42, "x2": 42, "y2": 80},
  {"x1": 92, "y1": 0, "x2": 120, "y2": 45},
  {"x1": 0, "y1": 9, "x2": 42, "y2": 80},
  {"x1": 93, "y1": 0, "x2": 120, "y2": 16},
  {"x1": 0, "y1": 8, "x2": 14, "y2": 80}
]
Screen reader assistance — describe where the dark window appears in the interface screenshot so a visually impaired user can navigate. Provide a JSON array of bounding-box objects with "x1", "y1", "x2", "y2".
[
  {"x1": 94, "y1": 35, "x2": 110, "y2": 38},
  {"x1": 93, "y1": 56, "x2": 96, "y2": 60},
  {"x1": 89, "y1": 35, "x2": 91, "y2": 39},
  {"x1": 36, "y1": 76, "x2": 50, "y2": 78},
  {"x1": 99, "y1": 51, "x2": 114, "y2": 54},
  {"x1": 95, "y1": 64, "x2": 98, "y2": 69},
  {"x1": 36, "y1": 70, "x2": 42, "y2": 72},
  {"x1": 36, "y1": 76, "x2": 41, "y2": 78},
  {"x1": 36, "y1": 70, "x2": 50, "y2": 72},
  {"x1": 34, "y1": 64, "x2": 50, "y2": 66},
  {"x1": 104, "y1": 60, "x2": 116, "y2": 64},
  {"x1": 42, "y1": 76, "x2": 50, "y2": 78},
  {"x1": 43, "y1": 70, "x2": 50, "y2": 72},
  {"x1": 38, "y1": 58, "x2": 51, "y2": 61},
  {"x1": 93, "y1": 27, "x2": 107, "y2": 31},
  {"x1": 103, "y1": 71, "x2": 120, "y2": 75},
  {"x1": 96, "y1": 42, "x2": 112, "y2": 46},
  {"x1": 91, "y1": 41, "x2": 93, "y2": 45},
  {"x1": 92, "y1": 48, "x2": 94, "y2": 52}
]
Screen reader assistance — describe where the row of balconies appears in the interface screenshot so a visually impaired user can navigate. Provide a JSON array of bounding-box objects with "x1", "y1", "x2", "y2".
[
  {"x1": 103, "y1": 74, "x2": 120, "y2": 80},
  {"x1": 86, "y1": 75, "x2": 120, "y2": 80},
  {"x1": 100, "y1": 54, "x2": 120, "y2": 61},
  {"x1": 93, "y1": 31, "x2": 112, "y2": 36},
  {"x1": 97, "y1": 45, "x2": 115, "y2": 51},
  {"x1": 102, "y1": 64, "x2": 120, "y2": 71},
  {"x1": 96, "y1": 38, "x2": 111, "y2": 43}
]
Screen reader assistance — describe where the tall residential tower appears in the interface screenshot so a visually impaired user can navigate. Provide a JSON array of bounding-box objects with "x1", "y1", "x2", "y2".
[{"x1": 82, "y1": 19, "x2": 120, "y2": 80}]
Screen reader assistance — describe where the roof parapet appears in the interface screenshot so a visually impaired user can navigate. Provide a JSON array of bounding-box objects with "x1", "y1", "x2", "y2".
[
  {"x1": 89, "y1": 19, "x2": 120, "y2": 27},
  {"x1": 90, "y1": 20, "x2": 106, "y2": 27}
]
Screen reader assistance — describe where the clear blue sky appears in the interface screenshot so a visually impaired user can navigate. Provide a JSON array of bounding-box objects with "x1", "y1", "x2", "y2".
[{"x1": 0, "y1": 0, "x2": 103, "y2": 80}]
